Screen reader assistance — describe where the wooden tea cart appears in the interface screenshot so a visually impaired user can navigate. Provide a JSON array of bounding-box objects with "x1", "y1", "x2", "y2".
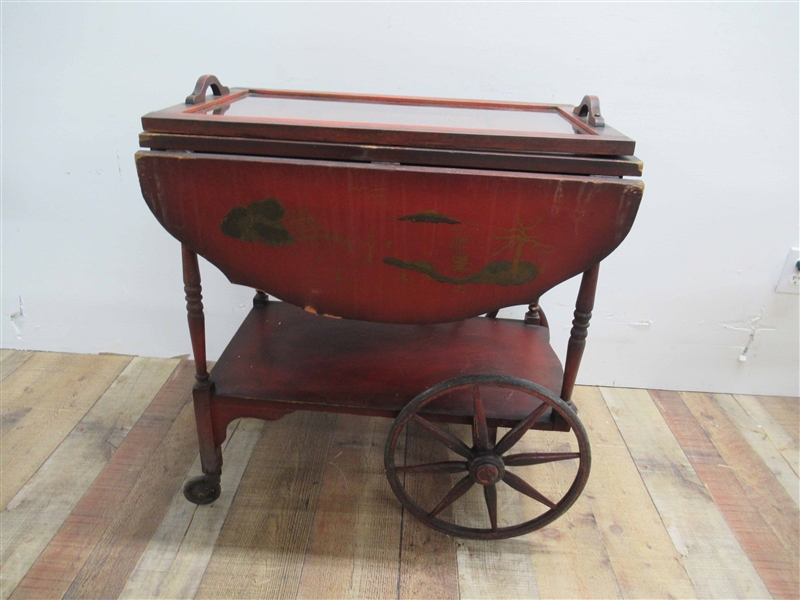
[{"x1": 136, "y1": 75, "x2": 643, "y2": 540}]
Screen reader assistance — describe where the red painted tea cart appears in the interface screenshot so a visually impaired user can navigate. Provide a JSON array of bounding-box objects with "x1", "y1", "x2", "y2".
[{"x1": 136, "y1": 75, "x2": 643, "y2": 539}]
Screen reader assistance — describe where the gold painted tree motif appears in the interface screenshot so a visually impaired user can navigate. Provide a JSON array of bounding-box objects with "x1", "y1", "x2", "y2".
[{"x1": 492, "y1": 218, "x2": 551, "y2": 275}]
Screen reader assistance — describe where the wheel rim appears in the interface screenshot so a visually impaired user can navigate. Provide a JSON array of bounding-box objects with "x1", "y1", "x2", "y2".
[{"x1": 384, "y1": 375, "x2": 591, "y2": 540}]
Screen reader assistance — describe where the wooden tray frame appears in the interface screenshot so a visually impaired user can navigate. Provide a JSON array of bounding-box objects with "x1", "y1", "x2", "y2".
[{"x1": 142, "y1": 86, "x2": 636, "y2": 157}]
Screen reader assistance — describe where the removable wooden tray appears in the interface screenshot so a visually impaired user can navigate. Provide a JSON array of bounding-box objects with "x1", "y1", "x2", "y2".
[{"x1": 141, "y1": 76, "x2": 639, "y2": 176}]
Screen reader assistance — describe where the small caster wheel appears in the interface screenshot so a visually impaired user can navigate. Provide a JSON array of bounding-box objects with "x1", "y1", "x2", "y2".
[{"x1": 183, "y1": 475, "x2": 221, "y2": 505}]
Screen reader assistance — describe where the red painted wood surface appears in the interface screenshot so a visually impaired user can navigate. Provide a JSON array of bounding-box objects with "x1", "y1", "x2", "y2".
[
  {"x1": 142, "y1": 87, "x2": 636, "y2": 156},
  {"x1": 139, "y1": 133, "x2": 644, "y2": 177},
  {"x1": 137, "y1": 151, "x2": 642, "y2": 324},
  {"x1": 209, "y1": 302, "x2": 564, "y2": 432}
]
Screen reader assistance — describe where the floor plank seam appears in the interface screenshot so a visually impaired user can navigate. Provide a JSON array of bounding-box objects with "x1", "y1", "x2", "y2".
[
  {"x1": 651, "y1": 390, "x2": 788, "y2": 597},
  {"x1": 600, "y1": 387, "x2": 700, "y2": 593},
  {"x1": 294, "y1": 412, "x2": 338, "y2": 600},
  {"x1": 0, "y1": 351, "x2": 34, "y2": 382},
  {"x1": 601, "y1": 388, "x2": 684, "y2": 553},
  {"x1": 1, "y1": 355, "x2": 135, "y2": 512},
  {"x1": 735, "y1": 394, "x2": 799, "y2": 477},
  {"x1": 0, "y1": 357, "x2": 182, "y2": 600},
  {"x1": 395, "y1": 425, "x2": 409, "y2": 600},
  {"x1": 8, "y1": 361, "x2": 195, "y2": 600}
]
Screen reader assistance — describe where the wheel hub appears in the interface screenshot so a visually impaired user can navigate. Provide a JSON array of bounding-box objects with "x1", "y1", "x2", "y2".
[{"x1": 469, "y1": 454, "x2": 505, "y2": 485}]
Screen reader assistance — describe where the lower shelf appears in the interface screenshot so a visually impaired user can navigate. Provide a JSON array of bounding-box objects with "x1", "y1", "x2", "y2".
[{"x1": 209, "y1": 302, "x2": 564, "y2": 429}]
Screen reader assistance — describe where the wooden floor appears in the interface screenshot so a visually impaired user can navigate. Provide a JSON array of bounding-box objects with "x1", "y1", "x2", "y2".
[{"x1": 1, "y1": 350, "x2": 797, "y2": 600}]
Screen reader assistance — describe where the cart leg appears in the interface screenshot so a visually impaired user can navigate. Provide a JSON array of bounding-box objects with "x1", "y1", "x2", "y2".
[
  {"x1": 560, "y1": 264, "x2": 600, "y2": 407},
  {"x1": 182, "y1": 246, "x2": 222, "y2": 504},
  {"x1": 253, "y1": 289, "x2": 269, "y2": 307},
  {"x1": 192, "y1": 384, "x2": 221, "y2": 477},
  {"x1": 182, "y1": 246, "x2": 209, "y2": 384},
  {"x1": 524, "y1": 300, "x2": 541, "y2": 326},
  {"x1": 524, "y1": 300, "x2": 549, "y2": 330}
]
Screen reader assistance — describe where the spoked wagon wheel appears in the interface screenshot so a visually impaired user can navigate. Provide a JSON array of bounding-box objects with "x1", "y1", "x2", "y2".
[{"x1": 384, "y1": 375, "x2": 590, "y2": 540}]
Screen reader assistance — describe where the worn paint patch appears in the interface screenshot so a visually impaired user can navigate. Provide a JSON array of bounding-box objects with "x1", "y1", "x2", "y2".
[
  {"x1": 303, "y1": 305, "x2": 341, "y2": 319},
  {"x1": 397, "y1": 211, "x2": 461, "y2": 224},
  {"x1": 383, "y1": 257, "x2": 538, "y2": 286},
  {"x1": 220, "y1": 198, "x2": 293, "y2": 246}
]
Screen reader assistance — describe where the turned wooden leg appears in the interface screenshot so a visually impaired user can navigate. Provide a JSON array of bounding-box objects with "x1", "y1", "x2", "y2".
[
  {"x1": 524, "y1": 300, "x2": 542, "y2": 326},
  {"x1": 181, "y1": 246, "x2": 222, "y2": 480},
  {"x1": 560, "y1": 264, "x2": 600, "y2": 406},
  {"x1": 253, "y1": 289, "x2": 269, "y2": 307},
  {"x1": 182, "y1": 246, "x2": 208, "y2": 384},
  {"x1": 524, "y1": 300, "x2": 549, "y2": 345}
]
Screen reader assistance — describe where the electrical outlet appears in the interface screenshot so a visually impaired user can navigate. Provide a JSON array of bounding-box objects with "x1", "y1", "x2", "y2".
[{"x1": 775, "y1": 248, "x2": 800, "y2": 294}]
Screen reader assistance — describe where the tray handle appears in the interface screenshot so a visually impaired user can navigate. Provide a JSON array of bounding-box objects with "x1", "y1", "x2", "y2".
[
  {"x1": 186, "y1": 75, "x2": 231, "y2": 105},
  {"x1": 573, "y1": 95, "x2": 605, "y2": 128}
]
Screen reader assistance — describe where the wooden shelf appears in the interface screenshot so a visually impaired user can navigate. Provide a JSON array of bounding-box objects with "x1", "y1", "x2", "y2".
[{"x1": 209, "y1": 302, "x2": 564, "y2": 429}]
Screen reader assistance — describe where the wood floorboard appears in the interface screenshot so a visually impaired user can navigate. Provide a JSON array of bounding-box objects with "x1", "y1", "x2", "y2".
[
  {"x1": 195, "y1": 411, "x2": 335, "y2": 600},
  {"x1": 1, "y1": 350, "x2": 798, "y2": 600},
  {"x1": 522, "y1": 427, "x2": 622, "y2": 600},
  {"x1": 0, "y1": 357, "x2": 178, "y2": 600},
  {"x1": 734, "y1": 394, "x2": 799, "y2": 477},
  {"x1": 0, "y1": 350, "x2": 34, "y2": 383},
  {"x1": 601, "y1": 387, "x2": 770, "y2": 599},
  {"x1": 120, "y1": 418, "x2": 264, "y2": 600},
  {"x1": 756, "y1": 395, "x2": 799, "y2": 449},
  {"x1": 714, "y1": 393, "x2": 800, "y2": 507},
  {"x1": 569, "y1": 386, "x2": 696, "y2": 599},
  {"x1": 295, "y1": 414, "x2": 402, "y2": 600},
  {"x1": 8, "y1": 360, "x2": 195, "y2": 600},
  {"x1": 63, "y1": 395, "x2": 199, "y2": 599},
  {"x1": 452, "y1": 457, "x2": 541, "y2": 600},
  {"x1": 1, "y1": 353, "x2": 132, "y2": 509},
  {"x1": 397, "y1": 422, "x2": 460, "y2": 600},
  {"x1": 651, "y1": 390, "x2": 798, "y2": 599}
]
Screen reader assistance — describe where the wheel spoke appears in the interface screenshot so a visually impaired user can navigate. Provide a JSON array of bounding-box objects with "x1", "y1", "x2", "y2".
[
  {"x1": 494, "y1": 403, "x2": 550, "y2": 455},
  {"x1": 484, "y1": 484, "x2": 498, "y2": 531},
  {"x1": 472, "y1": 385, "x2": 490, "y2": 450},
  {"x1": 428, "y1": 475, "x2": 475, "y2": 518},
  {"x1": 411, "y1": 415, "x2": 472, "y2": 459},
  {"x1": 504, "y1": 451, "x2": 580, "y2": 467},
  {"x1": 396, "y1": 461, "x2": 468, "y2": 474},
  {"x1": 502, "y1": 471, "x2": 556, "y2": 509}
]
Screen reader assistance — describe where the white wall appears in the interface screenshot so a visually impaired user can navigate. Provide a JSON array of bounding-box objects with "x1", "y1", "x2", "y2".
[{"x1": 3, "y1": 3, "x2": 798, "y2": 396}]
